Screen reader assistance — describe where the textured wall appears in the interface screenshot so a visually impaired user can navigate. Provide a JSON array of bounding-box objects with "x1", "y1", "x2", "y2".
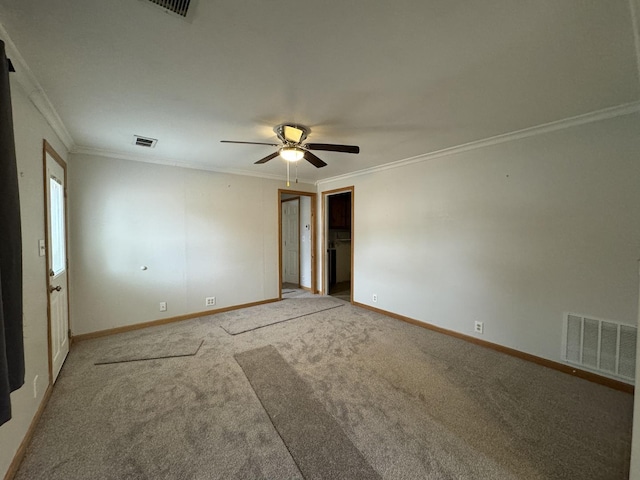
[
  {"x1": 318, "y1": 112, "x2": 640, "y2": 365},
  {"x1": 68, "y1": 153, "x2": 314, "y2": 335}
]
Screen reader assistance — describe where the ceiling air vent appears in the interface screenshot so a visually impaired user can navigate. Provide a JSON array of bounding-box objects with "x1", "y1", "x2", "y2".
[
  {"x1": 133, "y1": 135, "x2": 158, "y2": 148},
  {"x1": 144, "y1": 0, "x2": 193, "y2": 18}
]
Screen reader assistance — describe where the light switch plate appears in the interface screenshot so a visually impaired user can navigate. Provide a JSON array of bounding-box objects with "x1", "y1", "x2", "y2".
[{"x1": 38, "y1": 239, "x2": 45, "y2": 257}]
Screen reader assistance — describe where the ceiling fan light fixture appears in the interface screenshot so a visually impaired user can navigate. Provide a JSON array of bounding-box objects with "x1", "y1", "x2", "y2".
[
  {"x1": 279, "y1": 146, "x2": 304, "y2": 162},
  {"x1": 222, "y1": 123, "x2": 356, "y2": 170}
]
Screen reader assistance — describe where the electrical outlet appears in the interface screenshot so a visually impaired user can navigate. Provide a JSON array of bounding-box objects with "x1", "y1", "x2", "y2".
[
  {"x1": 33, "y1": 375, "x2": 38, "y2": 398},
  {"x1": 372, "y1": 294, "x2": 378, "y2": 303},
  {"x1": 159, "y1": 301, "x2": 167, "y2": 312},
  {"x1": 205, "y1": 296, "x2": 216, "y2": 307},
  {"x1": 474, "y1": 321, "x2": 484, "y2": 334}
]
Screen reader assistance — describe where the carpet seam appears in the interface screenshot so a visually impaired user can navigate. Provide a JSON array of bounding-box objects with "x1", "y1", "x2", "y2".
[
  {"x1": 222, "y1": 304, "x2": 345, "y2": 336},
  {"x1": 94, "y1": 339, "x2": 205, "y2": 365}
]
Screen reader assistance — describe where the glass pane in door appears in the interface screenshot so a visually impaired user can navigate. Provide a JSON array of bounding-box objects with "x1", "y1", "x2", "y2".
[{"x1": 50, "y1": 176, "x2": 66, "y2": 275}]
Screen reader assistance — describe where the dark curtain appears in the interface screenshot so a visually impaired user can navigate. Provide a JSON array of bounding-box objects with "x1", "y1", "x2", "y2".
[{"x1": 0, "y1": 39, "x2": 24, "y2": 427}]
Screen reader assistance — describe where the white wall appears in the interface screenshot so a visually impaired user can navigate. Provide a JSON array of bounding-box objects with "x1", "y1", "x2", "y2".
[
  {"x1": 318, "y1": 112, "x2": 640, "y2": 365},
  {"x1": 68, "y1": 153, "x2": 314, "y2": 335},
  {"x1": 626, "y1": 0, "x2": 640, "y2": 475},
  {"x1": 0, "y1": 78, "x2": 69, "y2": 479}
]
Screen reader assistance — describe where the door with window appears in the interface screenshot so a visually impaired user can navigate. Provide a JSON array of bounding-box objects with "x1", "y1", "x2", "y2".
[{"x1": 45, "y1": 142, "x2": 69, "y2": 382}]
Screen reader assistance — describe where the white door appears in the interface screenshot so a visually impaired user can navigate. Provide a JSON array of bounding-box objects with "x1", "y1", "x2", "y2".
[
  {"x1": 45, "y1": 148, "x2": 69, "y2": 382},
  {"x1": 282, "y1": 199, "x2": 300, "y2": 285}
]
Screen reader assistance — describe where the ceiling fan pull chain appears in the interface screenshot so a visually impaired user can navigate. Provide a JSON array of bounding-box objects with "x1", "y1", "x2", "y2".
[{"x1": 286, "y1": 161, "x2": 290, "y2": 187}]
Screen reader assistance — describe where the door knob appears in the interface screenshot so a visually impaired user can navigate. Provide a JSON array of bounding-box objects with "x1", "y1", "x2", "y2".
[{"x1": 49, "y1": 285, "x2": 62, "y2": 293}]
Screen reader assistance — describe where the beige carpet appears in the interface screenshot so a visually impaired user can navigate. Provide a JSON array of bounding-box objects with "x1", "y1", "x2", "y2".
[
  {"x1": 236, "y1": 345, "x2": 380, "y2": 480},
  {"x1": 218, "y1": 297, "x2": 344, "y2": 334},
  {"x1": 95, "y1": 337, "x2": 203, "y2": 365},
  {"x1": 282, "y1": 285, "x2": 315, "y2": 299},
  {"x1": 13, "y1": 299, "x2": 633, "y2": 479}
]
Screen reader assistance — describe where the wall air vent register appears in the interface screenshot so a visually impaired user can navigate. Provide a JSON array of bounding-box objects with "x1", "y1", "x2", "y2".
[{"x1": 562, "y1": 313, "x2": 636, "y2": 383}]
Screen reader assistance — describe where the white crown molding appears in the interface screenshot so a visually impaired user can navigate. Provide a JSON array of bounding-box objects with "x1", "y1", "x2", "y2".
[
  {"x1": 71, "y1": 145, "x2": 315, "y2": 184},
  {"x1": 75, "y1": 99, "x2": 640, "y2": 188},
  {"x1": 0, "y1": 23, "x2": 75, "y2": 151},
  {"x1": 316, "y1": 101, "x2": 640, "y2": 187},
  {"x1": 3, "y1": 20, "x2": 637, "y2": 187}
]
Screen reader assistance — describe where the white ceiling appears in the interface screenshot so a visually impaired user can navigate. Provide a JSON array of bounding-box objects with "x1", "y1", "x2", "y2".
[{"x1": 0, "y1": 0, "x2": 638, "y2": 182}]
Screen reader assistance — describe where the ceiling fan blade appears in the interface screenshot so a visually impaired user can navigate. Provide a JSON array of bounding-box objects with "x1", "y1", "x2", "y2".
[
  {"x1": 254, "y1": 151, "x2": 280, "y2": 164},
  {"x1": 221, "y1": 140, "x2": 280, "y2": 147},
  {"x1": 303, "y1": 151, "x2": 327, "y2": 168},
  {"x1": 305, "y1": 143, "x2": 360, "y2": 154}
]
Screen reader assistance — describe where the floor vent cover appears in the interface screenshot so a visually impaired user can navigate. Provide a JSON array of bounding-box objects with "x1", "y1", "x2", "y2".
[
  {"x1": 145, "y1": 0, "x2": 192, "y2": 18},
  {"x1": 563, "y1": 313, "x2": 636, "y2": 382}
]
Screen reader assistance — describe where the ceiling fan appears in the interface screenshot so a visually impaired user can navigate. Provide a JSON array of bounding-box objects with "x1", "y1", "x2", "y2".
[{"x1": 220, "y1": 123, "x2": 360, "y2": 168}]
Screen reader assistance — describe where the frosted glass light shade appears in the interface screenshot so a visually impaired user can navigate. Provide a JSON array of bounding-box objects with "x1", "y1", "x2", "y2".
[{"x1": 280, "y1": 146, "x2": 304, "y2": 162}]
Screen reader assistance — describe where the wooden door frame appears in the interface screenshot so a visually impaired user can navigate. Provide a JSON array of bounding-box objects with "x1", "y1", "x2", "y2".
[
  {"x1": 278, "y1": 189, "x2": 317, "y2": 298},
  {"x1": 321, "y1": 186, "x2": 354, "y2": 302},
  {"x1": 43, "y1": 140, "x2": 71, "y2": 385}
]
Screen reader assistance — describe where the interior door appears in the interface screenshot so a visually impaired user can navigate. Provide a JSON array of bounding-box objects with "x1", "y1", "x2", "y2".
[
  {"x1": 45, "y1": 145, "x2": 70, "y2": 382},
  {"x1": 282, "y1": 199, "x2": 300, "y2": 285}
]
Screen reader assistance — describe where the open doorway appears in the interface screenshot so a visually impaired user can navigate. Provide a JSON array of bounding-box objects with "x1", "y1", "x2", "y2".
[
  {"x1": 323, "y1": 187, "x2": 354, "y2": 302},
  {"x1": 279, "y1": 189, "x2": 316, "y2": 298}
]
